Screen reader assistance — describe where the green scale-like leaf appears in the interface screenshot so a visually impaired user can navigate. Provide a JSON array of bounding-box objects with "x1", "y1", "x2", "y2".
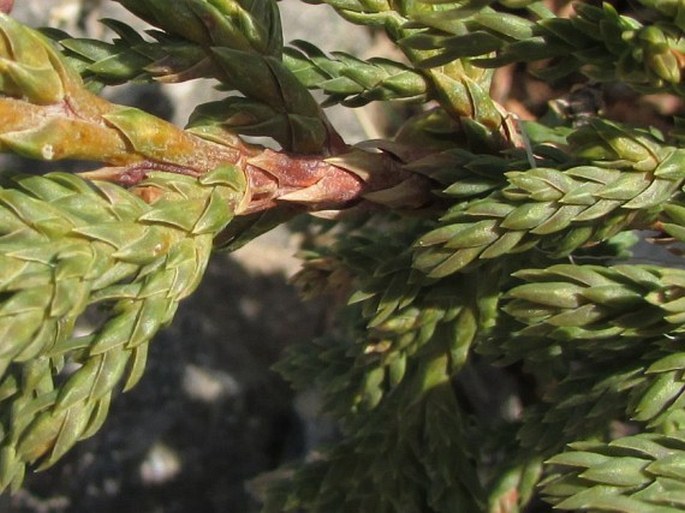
[
  {"x1": 478, "y1": 2, "x2": 685, "y2": 96},
  {"x1": 413, "y1": 121, "x2": 685, "y2": 278},
  {"x1": 45, "y1": 1, "x2": 328, "y2": 154},
  {"x1": 264, "y1": 379, "x2": 485, "y2": 513},
  {"x1": 0, "y1": 166, "x2": 245, "y2": 490},
  {"x1": 284, "y1": 40, "x2": 429, "y2": 107},
  {"x1": 543, "y1": 432, "x2": 685, "y2": 512},
  {"x1": 114, "y1": 0, "x2": 284, "y2": 56},
  {"x1": 504, "y1": 264, "x2": 685, "y2": 341},
  {"x1": 283, "y1": 230, "x2": 502, "y2": 421}
]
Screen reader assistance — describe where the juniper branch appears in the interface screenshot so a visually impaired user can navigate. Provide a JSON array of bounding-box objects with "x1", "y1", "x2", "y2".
[
  {"x1": 0, "y1": 12, "x2": 439, "y2": 214},
  {"x1": 0, "y1": 10, "x2": 451, "y2": 488},
  {"x1": 3, "y1": 1, "x2": 685, "y2": 510},
  {"x1": 0, "y1": 165, "x2": 244, "y2": 490},
  {"x1": 42, "y1": 20, "x2": 210, "y2": 88},
  {"x1": 282, "y1": 219, "x2": 550, "y2": 511},
  {"x1": 48, "y1": 26, "x2": 430, "y2": 110},
  {"x1": 543, "y1": 431, "x2": 685, "y2": 512},
  {"x1": 284, "y1": 40, "x2": 429, "y2": 107},
  {"x1": 265, "y1": 378, "x2": 485, "y2": 513},
  {"x1": 302, "y1": 0, "x2": 522, "y2": 149},
  {"x1": 413, "y1": 121, "x2": 685, "y2": 278},
  {"x1": 504, "y1": 264, "x2": 685, "y2": 342},
  {"x1": 491, "y1": 333, "x2": 685, "y2": 460},
  {"x1": 477, "y1": 2, "x2": 685, "y2": 95},
  {"x1": 514, "y1": 354, "x2": 649, "y2": 454},
  {"x1": 114, "y1": 0, "x2": 283, "y2": 56},
  {"x1": 48, "y1": 0, "x2": 328, "y2": 153},
  {"x1": 285, "y1": 228, "x2": 502, "y2": 418}
]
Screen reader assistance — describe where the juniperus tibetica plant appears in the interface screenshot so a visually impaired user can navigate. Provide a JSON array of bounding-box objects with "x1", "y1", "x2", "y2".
[{"x1": 1, "y1": 0, "x2": 685, "y2": 511}]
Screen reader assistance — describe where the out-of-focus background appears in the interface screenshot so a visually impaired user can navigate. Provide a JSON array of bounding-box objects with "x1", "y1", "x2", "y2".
[{"x1": 0, "y1": 1, "x2": 372, "y2": 512}]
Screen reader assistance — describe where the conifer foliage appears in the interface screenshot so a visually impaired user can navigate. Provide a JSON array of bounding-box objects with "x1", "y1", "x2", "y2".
[{"x1": 0, "y1": 1, "x2": 684, "y2": 511}]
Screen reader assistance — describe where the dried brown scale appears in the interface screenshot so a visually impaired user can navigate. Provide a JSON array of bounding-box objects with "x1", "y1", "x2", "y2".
[
  {"x1": 242, "y1": 150, "x2": 359, "y2": 213},
  {"x1": 83, "y1": 160, "x2": 208, "y2": 187},
  {"x1": 25, "y1": 76, "x2": 432, "y2": 216},
  {"x1": 80, "y1": 128, "x2": 435, "y2": 215},
  {"x1": 240, "y1": 146, "x2": 436, "y2": 214}
]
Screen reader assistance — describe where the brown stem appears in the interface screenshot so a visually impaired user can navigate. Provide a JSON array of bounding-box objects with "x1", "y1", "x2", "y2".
[
  {"x1": 242, "y1": 150, "x2": 364, "y2": 214},
  {"x1": 94, "y1": 140, "x2": 436, "y2": 215},
  {"x1": 3, "y1": 62, "x2": 434, "y2": 216}
]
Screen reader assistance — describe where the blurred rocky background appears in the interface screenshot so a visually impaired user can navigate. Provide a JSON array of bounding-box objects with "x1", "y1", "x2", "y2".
[{"x1": 0, "y1": 1, "x2": 372, "y2": 512}]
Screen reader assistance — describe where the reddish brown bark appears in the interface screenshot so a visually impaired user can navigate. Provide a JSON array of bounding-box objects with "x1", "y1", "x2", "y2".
[
  {"x1": 93, "y1": 136, "x2": 435, "y2": 216},
  {"x1": 242, "y1": 146, "x2": 434, "y2": 214}
]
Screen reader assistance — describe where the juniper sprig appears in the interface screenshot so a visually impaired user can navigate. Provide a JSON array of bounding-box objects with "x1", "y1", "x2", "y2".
[
  {"x1": 2, "y1": 1, "x2": 685, "y2": 512},
  {"x1": 542, "y1": 431, "x2": 685, "y2": 512},
  {"x1": 505, "y1": 264, "x2": 685, "y2": 341},
  {"x1": 413, "y1": 121, "x2": 685, "y2": 278},
  {"x1": 0, "y1": 166, "x2": 244, "y2": 489},
  {"x1": 0, "y1": 5, "x2": 431, "y2": 492}
]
